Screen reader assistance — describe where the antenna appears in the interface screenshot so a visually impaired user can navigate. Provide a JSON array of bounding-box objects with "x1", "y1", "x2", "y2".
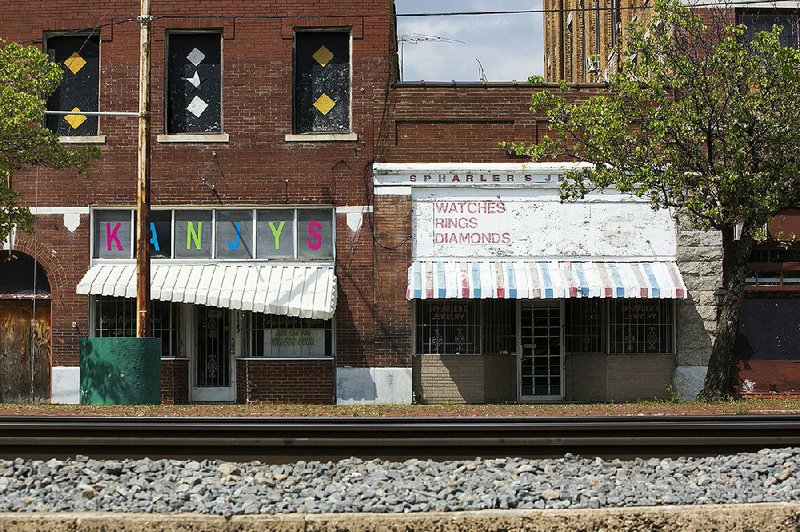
[
  {"x1": 398, "y1": 33, "x2": 466, "y2": 80},
  {"x1": 476, "y1": 58, "x2": 488, "y2": 83}
]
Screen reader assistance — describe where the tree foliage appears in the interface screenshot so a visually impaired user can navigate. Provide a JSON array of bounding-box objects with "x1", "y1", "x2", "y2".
[
  {"x1": 504, "y1": 0, "x2": 800, "y2": 398},
  {"x1": 0, "y1": 41, "x2": 99, "y2": 243}
]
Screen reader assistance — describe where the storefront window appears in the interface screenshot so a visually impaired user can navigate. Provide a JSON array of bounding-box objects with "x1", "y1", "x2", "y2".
[
  {"x1": 246, "y1": 313, "x2": 332, "y2": 358},
  {"x1": 94, "y1": 297, "x2": 182, "y2": 357},
  {"x1": 609, "y1": 299, "x2": 674, "y2": 354},
  {"x1": 565, "y1": 299, "x2": 604, "y2": 354},
  {"x1": 481, "y1": 300, "x2": 516, "y2": 354},
  {"x1": 415, "y1": 300, "x2": 481, "y2": 355}
]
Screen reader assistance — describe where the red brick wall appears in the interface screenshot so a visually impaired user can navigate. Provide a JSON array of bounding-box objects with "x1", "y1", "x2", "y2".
[
  {"x1": 160, "y1": 359, "x2": 189, "y2": 404},
  {"x1": 374, "y1": 84, "x2": 608, "y2": 164},
  {"x1": 236, "y1": 359, "x2": 335, "y2": 403},
  {"x1": 1, "y1": 0, "x2": 395, "y2": 377}
]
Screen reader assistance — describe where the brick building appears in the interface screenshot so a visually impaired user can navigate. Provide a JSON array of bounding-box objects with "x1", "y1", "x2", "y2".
[
  {"x1": 0, "y1": 0, "x2": 406, "y2": 404},
  {"x1": 4, "y1": 2, "x2": 797, "y2": 405},
  {"x1": 371, "y1": 83, "x2": 718, "y2": 403}
]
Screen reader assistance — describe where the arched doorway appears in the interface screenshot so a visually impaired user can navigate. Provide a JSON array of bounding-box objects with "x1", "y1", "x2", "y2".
[{"x1": 0, "y1": 251, "x2": 51, "y2": 402}]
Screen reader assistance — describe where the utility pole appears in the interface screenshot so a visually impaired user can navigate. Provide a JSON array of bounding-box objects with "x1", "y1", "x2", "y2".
[{"x1": 136, "y1": 0, "x2": 153, "y2": 338}]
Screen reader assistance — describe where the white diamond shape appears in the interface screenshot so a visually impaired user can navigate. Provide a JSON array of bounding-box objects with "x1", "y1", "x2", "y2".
[
  {"x1": 187, "y1": 48, "x2": 205, "y2": 66},
  {"x1": 186, "y1": 96, "x2": 208, "y2": 117},
  {"x1": 184, "y1": 71, "x2": 201, "y2": 88}
]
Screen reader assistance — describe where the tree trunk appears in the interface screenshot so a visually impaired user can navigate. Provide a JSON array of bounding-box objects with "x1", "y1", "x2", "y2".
[{"x1": 698, "y1": 227, "x2": 755, "y2": 400}]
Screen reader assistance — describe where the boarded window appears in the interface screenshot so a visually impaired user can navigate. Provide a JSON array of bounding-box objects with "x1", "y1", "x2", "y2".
[
  {"x1": 294, "y1": 31, "x2": 350, "y2": 134},
  {"x1": 740, "y1": 13, "x2": 799, "y2": 48},
  {"x1": 45, "y1": 34, "x2": 100, "y2": 136},
  {"x1": 167, "y1": 33, "x2": 222, "y2": 134}
]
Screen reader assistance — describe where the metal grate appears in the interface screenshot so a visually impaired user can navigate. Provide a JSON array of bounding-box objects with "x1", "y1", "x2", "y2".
[
  {"x1": 609, "y1": 299, "x2": 674, "y2": 354},
  {"x1": 481, "y1": 300, "x2": 516, "y2": 355},
  {"x1": 565, "y1": 299, "x2": 604, "y2": 354},
  {"x1": 520, "y1": 302, "x2": 562, "y2": 397},
  {"x1": 196, "y1": 306, "x2": 230, "y2": 388},
  {"x1": 248, "y1": 313, "x2": 332, "y2": 358},
  {"x1": 94, "y1": 297, "x2": 180, "y2": 357},
  {"x1": 415, "y1": 300, "x2": 480, "y2": 355}
]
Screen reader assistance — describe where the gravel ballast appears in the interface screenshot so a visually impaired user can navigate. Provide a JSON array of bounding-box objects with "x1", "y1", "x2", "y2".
[{"x1": 0, "y1": 448, "x2": 798, "y2": 516}]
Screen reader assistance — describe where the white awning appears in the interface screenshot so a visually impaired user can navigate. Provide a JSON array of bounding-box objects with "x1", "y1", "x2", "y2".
[
  {"x1": 407, "y1": 260, "x2": 688, "y2": 300},
  {"x1": 77, "y1": 264, "x2": 337, "y2": 320}
]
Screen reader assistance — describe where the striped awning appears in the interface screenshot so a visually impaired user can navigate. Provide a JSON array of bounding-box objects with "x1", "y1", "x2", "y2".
[
  {"x1": 77, "y1": 263, "x2": 337, "y2": 320},
  {"x1": 407, "y1": 260, "x2": 687, "y2": 300}
]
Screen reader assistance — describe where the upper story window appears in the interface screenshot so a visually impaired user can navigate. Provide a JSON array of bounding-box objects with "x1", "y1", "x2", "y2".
[
  {"x1": 45, "y1": 34, "x2": 100, "y2": 137},
  {"x1": 167, "y1": 33, "x2": 222, "y2": 134},
  {"x1": 740, "y1": 12, "x2": 799, "y2": 48},
  {"x1": 294, "y1": 31, "x2": 351, "y2": 134}
]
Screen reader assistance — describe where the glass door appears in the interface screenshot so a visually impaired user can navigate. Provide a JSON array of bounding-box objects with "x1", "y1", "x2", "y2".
[
  {"x1": 192, "y1": 306, "x2": 235, "y2": 402},
  {"x1": 518, "y1": 301, "x2": 564, "y2": 401}
]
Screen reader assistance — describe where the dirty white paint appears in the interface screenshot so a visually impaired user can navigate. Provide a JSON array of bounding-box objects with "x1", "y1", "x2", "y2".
[
  {"x1": 51, "y1": 366, "x2": 80, "y2": 404},
  {"x1": 374, "y1": 162, "x2": 593, "y2": 188},
  {"x1": 673, "y1": 366, "x2": 708, "y2": 401},
  {"x1": 336, "y1": 367, "x2": 413, "y2": 404},
  {"x1": 413, "y1": 188, "x2": 677, "y2": 260},
  {"x1": 63, "y1": 213, "x2": 81, "y2": 232},
  {"x1": 346, "y1": 212, "x2": 363, "y2": 233},
  {"x1": 1, "y1": 226, "x2": 15, "y2": 251}
]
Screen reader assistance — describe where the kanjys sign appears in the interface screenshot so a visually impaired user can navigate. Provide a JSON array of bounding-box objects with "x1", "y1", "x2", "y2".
[{"x1": 93, "y1": 208, "x2": 334, "y2": 260}]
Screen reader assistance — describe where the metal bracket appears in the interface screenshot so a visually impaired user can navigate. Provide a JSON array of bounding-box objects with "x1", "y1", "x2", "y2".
[{"x1": 136, "y1": 15, "x2": 154, "y2": 24}]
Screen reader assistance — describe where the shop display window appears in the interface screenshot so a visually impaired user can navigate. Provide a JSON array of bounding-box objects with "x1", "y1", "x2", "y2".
[
  {"x1": 481, "y1": 300, "x2": 517, "y2": 354},
  {"x1": 565, "y1": 299, "x2": 604, "y2": 354},
  {"x1": 93, "y1": 297, "x2": 182, "y2": 357},
  {"x1": 246, "y1": 313, "x2": 332, "y2": 358},
  {"x1": 415, "y1": 300, "x2": 481, "y2": 355},
  {"x1": 608, "y1": 299, "x2": 674, "y2": 354}
]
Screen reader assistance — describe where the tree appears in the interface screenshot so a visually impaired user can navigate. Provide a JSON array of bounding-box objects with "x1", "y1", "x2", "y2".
[
  {"x1": 504, "y1": 0, "x2": 800, "y2": 399},
  {"x1": 0, "y1": 41, "x2": 98, "y2": 244}
]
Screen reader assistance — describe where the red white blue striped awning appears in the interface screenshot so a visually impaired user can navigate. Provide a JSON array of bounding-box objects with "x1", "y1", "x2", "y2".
[{"x1": 407, "y1": 261, "x2": 687, "y2": 300}]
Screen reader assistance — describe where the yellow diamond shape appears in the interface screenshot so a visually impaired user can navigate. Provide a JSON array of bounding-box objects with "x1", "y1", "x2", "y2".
[
  {"x1": 64, "y1": 52, "x2": 86, "y2": 75},
  {"x1": 64, "y1": 107, "x2": 87, "y2": 129},
  {"x1": 312, "y1": 45, "x2": 334, "y2": 67},
  {"x1": 313, "y1": 93, "x2": 336, "y2": 115}
]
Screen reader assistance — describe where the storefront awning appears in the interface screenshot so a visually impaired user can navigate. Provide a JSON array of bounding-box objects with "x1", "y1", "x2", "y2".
[
  {"x1": 407, "y1": 260, "x2": 687, "y2": 300},
  {"x1": 77, "y1": 264, "x2": 337, "y2": 320}
]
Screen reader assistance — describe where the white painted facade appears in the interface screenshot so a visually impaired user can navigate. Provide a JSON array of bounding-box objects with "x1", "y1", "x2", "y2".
[
  {"x1": 51, "y1": 366, "x2": 80, "y2": 404},
  {"x1": 336, "y1": 367, "x2": 413, "y2": 404}
]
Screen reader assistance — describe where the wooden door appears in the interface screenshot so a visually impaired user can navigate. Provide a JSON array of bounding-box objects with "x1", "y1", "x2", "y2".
[{"x1": 0, "y1": 300, "x2": 51, "y2": 402}]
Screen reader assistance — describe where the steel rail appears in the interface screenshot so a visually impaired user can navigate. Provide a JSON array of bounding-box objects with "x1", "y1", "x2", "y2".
[{"x1": 0, "y1": 416, "x2": 798, "y2": 461}]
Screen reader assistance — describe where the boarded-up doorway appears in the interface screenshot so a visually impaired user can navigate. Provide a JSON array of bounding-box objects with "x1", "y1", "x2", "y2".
[{"x1": 0, "y1": 251, "x2": 52, "y2": 403}]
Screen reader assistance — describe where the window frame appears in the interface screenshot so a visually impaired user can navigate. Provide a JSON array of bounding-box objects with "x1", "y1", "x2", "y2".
[
  {"x1": 90, "y1": 207, "x2": 336, "y2": 262},
  {"x1": 738, "y1": 10, "x2": 800, "y2": 48},
  {"x1": 607, "y1": 299, "x2": 676, "y2": 355},
  {"x1": 43, "y1": 32, "x2": 103, "y2": 141},
  {"x1": 163, "y1": 30, "x2": 225, "y2": 138},
  {"x1": 291, "y1": 28, "x2": 354, "y2": 138},
  {"x1": 240, "y1": 311, "x2": 335, "y2": 360},
  {"x1": 91, "y1": 296, "x2": 184, "y2": 358}
]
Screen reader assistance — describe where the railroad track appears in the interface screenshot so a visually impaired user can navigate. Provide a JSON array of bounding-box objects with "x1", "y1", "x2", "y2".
[{"x1": 0, "y1": 415, "x2": 798, "y2": 461}]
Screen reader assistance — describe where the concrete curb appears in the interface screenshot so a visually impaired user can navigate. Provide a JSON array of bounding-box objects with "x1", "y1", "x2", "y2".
[{"x1": 0, "y1": 503, "x2": 799, "y2": 531}]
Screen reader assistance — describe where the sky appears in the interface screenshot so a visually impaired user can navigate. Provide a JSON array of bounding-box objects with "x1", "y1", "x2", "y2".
[{"x1": 395, "y1": 0, "x2": 544, "y2": 82}]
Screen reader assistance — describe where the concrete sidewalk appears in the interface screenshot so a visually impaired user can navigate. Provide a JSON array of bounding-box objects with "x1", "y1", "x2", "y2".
[{"x1": 0, "y1": 503, "x2": 798, "y2": 531}]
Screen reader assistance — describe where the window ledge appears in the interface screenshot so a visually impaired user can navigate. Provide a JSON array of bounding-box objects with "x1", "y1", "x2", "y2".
[
  {"x1": 59, "y1": 135, "x2": 106, "y2": 145},
  {"x1": 238, "y1": 357, "x2": 334, "y2": 362},
  {"x1": 285, "y1": 133, "x2": 358, "y2": 143},
  {"x1": 157, "y1": 133, "x2": 230, "y2": 144}
]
